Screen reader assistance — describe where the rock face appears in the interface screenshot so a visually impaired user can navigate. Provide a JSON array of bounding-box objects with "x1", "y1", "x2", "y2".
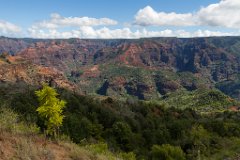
[
  {"x1": 0, "y1": 55, "x2": 76, "y2": 91},
  {"x1": 1, "y1": 36, "x2": 240, "y2": 99},
  {"x1": 0, "y1": 37, "x2": 33, "y2": 55}
]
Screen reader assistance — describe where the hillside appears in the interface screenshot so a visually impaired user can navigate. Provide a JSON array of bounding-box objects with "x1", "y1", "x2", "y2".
[
  {"x1": 1, "y1": 36, "x2": 240, "y2": 100},
  {"x1": 2, "y1": 36, "x2": 240, "y2": 159},
  {"x1": 159, "y1": 89, "x2": 238, "y2": 112},
  {"x1": 0, "y1": 108, "x2": 135, "y2": 160},
  {"x1": 1, "y1": 84, "x2": 240, "y2": 159}
]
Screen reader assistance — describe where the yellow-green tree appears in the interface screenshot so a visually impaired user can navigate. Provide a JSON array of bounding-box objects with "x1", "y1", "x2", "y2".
[{"x1": 35, "y1": 84, "x2": 66, "y2": 137}]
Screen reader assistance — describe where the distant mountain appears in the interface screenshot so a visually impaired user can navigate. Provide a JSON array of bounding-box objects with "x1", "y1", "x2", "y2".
[{"x1": 1, "y1": 36, "x2": 240, "y2": 100}]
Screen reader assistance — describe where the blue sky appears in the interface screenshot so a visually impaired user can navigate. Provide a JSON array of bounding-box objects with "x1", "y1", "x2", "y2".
[{"x1": 0, "y1": 0, "x2": 239, "y2": 38}]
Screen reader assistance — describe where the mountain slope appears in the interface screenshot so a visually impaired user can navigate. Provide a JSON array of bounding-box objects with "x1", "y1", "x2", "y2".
[
  {"x1": 1, "y1": 36, "x2": 240, "y2": 100},
  {"x1": 0, "y1": 108, "x2": 135, "y2": 160},
  {"x1": 0, "y1": 54, "x2": 76, "y2": 91},
  {"x1": 1, "y1": 84, "x2": 240, "y2": 159}
]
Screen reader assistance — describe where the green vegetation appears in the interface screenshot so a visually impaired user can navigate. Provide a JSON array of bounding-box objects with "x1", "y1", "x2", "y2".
[
  {"x1": 0, "y1": 107, "x2": 39, "y2": 134},
  {"x1": 0, "y1": 108, "x2": 135, "y2": 160},
  {"x1": 1, "y1": 83, "x2": 240, "y2": 159},
  {"x1": 35, "y1": 84, "x2": 66, "y2": 136},
  {"x1": 160, "y1": 89, "x2": 238, "y2": 112},
  {"x1": 216, "y1": 79, "x2": 240, "y2": 100},
  {"x1": 151, "y1": 144, "x2": 186, "y2": 160},
  {"x1": 78, "y1": 64, "x2": 212, "y2": 100}
]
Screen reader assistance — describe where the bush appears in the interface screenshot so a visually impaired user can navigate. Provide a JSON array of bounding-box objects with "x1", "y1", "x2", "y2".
[
  {"x1": 151, "y1": 144, "x2": 186, "y2": 160},
  {"x1": 0, "y1": 108, "x2": 39, "y2": 134},
  {"x1": 85, "y1": 142, "x2": 136, "y2": 160}
]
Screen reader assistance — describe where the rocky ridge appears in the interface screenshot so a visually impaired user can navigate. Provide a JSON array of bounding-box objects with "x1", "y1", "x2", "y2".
[{"x1": 1, "y1": 36, "x2": 240, "y2": 99}]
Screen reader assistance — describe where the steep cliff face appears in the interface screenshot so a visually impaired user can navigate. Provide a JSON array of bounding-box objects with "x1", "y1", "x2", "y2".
[
  {"x1": 0, "y1": 37, "x2": 31, "y2": 55},
  {"x1": 0, "y1": 55, "x2": 76, "y2": 91},
  {"x1": 1, "y1": 37, "x2": 240, "y2": 99}
]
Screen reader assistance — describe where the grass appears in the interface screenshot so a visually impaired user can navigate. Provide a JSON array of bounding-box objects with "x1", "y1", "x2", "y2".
[{"x1": 0, "y1": 107, "x2": 135, "y2": 160}]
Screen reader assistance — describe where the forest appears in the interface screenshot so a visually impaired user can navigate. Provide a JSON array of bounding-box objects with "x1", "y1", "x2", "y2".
[{"x1": 1, "y1": 82, "x2": 240, "y2": 160}]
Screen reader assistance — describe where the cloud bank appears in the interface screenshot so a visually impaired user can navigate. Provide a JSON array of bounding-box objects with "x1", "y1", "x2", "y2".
[
  {"x1": 134, "y1": 0, "x2": 240, "y2": 28},
  {"x1": 27, "y1": 27, "x2": 235, "y2": 39},
  {"x1": 1, "y1": 0, "x2": 240, "y2": 38},
  {"x1": 31, "y1": 13, "x2": 118, "y2": 30},
  {"x1": 0, "y1": 20, "x2": 21, "y2": 36}
]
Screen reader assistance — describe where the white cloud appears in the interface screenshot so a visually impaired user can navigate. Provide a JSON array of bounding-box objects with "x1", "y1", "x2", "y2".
[
  {"x1": 0, "y1": 20, "x2": 22, "y2": 36},
  {"x1": 198, "y1": 0, "x2": 240, "y2": 28},
  {"x1": 27, "y1": 26, "x2": 235, "y2": 39},
  {"x1": 31, "y1": 13, "x2": 118, "y2": 30},
  {"x1": 134, "y1": 0, "x2": 240, "y2": 28},
  {"x1": 134, "y1": 6, "x2": 195, "y2": 26},
  {"x1": 175, "y1": 29, "x2": 234, "y2": 37}
]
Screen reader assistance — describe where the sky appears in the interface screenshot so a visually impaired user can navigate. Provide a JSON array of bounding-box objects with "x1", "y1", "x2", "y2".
[{"x1": 0, "y1": 0, "x2": 240, "y2": 39}]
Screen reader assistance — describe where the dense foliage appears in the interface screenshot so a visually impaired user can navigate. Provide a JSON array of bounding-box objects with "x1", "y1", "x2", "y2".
[
  {"x1": 1, "y1": 83, "x2": 240, "y2": 159},
  {"x1": 151, "y1": 144, "x2": 186, "y2": 160},
  {"x1": 0, "y1": 108, "x2": 135, "y2": 160}
]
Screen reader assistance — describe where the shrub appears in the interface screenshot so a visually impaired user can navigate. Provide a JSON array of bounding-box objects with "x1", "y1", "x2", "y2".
[
  {"x1": 0, "y1": 107, "x2": 39, "y2": 134},
  {"x1": 151, "y1": 144, "x2": 186, "y2": 160}
]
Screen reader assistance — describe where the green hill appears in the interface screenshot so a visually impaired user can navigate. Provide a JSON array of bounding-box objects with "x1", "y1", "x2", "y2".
[
  {"x1": 0, "y1": 83, "x2": 240, "y2": 159},
  {"x1": 160, "y1": 89, "x2": 239, "y2": 113},
  {"x1": 0, "y1": 108, "x2": 135, "y2": 160}
]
